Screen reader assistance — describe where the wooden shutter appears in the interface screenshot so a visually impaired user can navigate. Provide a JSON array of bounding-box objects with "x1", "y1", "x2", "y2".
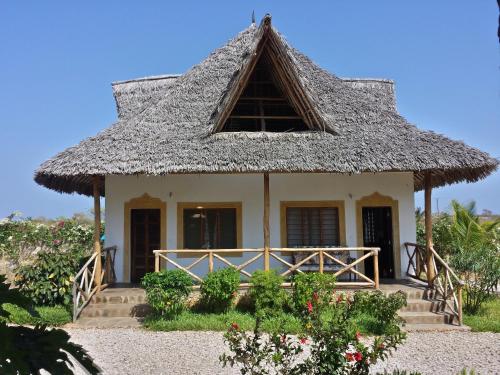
[{"x1": 286, "y1": 207, "x2": 340, "y2": 247}]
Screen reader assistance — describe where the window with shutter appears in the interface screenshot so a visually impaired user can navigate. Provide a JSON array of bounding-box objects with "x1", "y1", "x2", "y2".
[{"x1": 286, "y1": 207, "x2": 340, "y2": 247}]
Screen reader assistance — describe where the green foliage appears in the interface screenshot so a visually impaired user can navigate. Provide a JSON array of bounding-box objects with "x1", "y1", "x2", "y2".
[
  {"x1": 291, "y1": 272, "x2": 336, "y2": 314},
  {"x1": 14, "y1": 251, "x2": 80, "y2": 306},
  {"x1": 200, "y1": 267, "x2": 240, "y2": 312},
  {"x1": 0, "y1": 214, "x2": 96, "y2": 268},
  {"x1": 0, "y1": 275, "x2": 99, "y2": 374},
  {"x1": 415, "y1": 211, "x2": 453, "y2": 256},
  {"x1": 141, "y1": 270, "x2": 193, "y2": 318},
  {"x1": 221, "y1": 285, "x2": 406, "y2": 375},
  {"x1": 353, "y1": 291, "x2": 407, "y2": 334},
  {"x1": 0, "y1": 303, "x2": 71, "y2": 326},
  {"x1": 463, "y1": 296, "x2": 500, "y2": 332},
  {"x1": 376, "y1": 371, "x2": 422, "y2": 375},
  {"x1": 457, "y1": 370, "x2": 479, "y2": 375},
  {"x1": 249, "y1": 269, "x2": 288, "y2": 318},
  {"x1": 143, "y1": 310, "x2": 255, "y2": 332},
  {"x1": 447, "y1": 200, "x2": 500, "y2": 314}
]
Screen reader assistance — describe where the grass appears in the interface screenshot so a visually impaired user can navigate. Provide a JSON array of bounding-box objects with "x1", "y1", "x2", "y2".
[
  {"x1": 463, "y1": 297, "x2": 500, "y2": 332},
  {"x1": 143, "y1": 310, "x2": 305, "y2": 333},
  {"x1": 0, "y1": 302, "x2": 72, "y2": 326}
]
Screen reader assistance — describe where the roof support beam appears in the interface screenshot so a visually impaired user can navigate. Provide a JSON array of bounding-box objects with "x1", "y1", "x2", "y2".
[
  {"x1": 424, "y1": 172, "x2": 436, "y2": 286},
  {"x1": 263, "y1": 173, "x2": 270, "y2": 271},
  {"x1": 93, "y1": 176, "x2": 102, "y2": 292}
]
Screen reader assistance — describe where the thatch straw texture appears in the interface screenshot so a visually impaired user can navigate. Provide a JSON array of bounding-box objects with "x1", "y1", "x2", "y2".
[{"x1": 35, "y1": 16, "x2": 498, "y2": 196}]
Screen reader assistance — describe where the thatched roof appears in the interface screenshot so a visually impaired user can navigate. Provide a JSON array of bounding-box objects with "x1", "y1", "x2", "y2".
[{"x1": 35, "y1": 15, "x2": 498, "y2": 196}]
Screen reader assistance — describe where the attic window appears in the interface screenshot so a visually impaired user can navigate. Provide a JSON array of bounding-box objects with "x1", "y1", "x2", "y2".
[{"x1": 221, "y1": 53, "x2": 309, "y2": 132}]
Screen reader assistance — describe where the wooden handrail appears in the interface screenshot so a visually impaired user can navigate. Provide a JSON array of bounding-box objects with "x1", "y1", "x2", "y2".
[
  {"x1": 153, "y1": 247, "x2": 380, "y2": 289},
  {"x1": 72, "y1": 246, "x2": 117, "y2": 321},
  {"x1": 404, "y1": 242, "x2": 463, "y2": 325}
]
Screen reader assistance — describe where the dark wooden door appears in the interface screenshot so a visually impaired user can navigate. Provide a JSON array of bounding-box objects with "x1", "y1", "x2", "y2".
[
  {"x1": 362, "y1": 207, "x2": 395, "y2": 279},
  {"x1": 131, "y1": 209, "x2": 161, "y2": 283}
]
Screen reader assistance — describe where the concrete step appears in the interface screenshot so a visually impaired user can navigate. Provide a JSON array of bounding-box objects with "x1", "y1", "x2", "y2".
[
  {"x1": 399, "y1": 311, "x2": 449, "y2": 325},
  {"x1": 66, "y1": 317, "x2": 143, "y2": 329},
  {"x1": 400, "y1": 299, "x2": 434, "y2": 312},
  {"x1": 91, "y1": 288, "x2": 146, "y2": 304},
  {"x1": 80, "y1": 303, "x2": 152, "y2": 318},
  {"x1": 403, "y1": 323, "x2": 470, "y2": 332}
]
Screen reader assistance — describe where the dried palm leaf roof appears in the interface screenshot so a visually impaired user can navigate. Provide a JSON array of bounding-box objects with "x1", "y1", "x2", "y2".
[{"x1": 35, "y1": 15, "x2": 498, "y2": 196}]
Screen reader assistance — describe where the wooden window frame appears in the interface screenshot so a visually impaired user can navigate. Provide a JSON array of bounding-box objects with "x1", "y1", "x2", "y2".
[
  {"x1": 355, "y1": 192, "x2": 401, "y2": 279},
  {"x1": 177, "y1": 202, "x2": 243, "y2": 257},
  {"x1": 123, "y1": 194, "x2": 167, "y2": 282},
  {"x1": 280, "y1": 201, "x2": 346, "y2": 249}
]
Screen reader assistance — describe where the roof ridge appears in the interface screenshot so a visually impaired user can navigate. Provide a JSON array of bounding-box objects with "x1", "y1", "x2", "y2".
[{"x1": 112, "y1": 74, "x2": 181, "y2": 86}]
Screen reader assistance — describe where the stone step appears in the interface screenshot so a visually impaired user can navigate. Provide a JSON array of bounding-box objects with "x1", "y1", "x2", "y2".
[
  {"x1": 80, "y1": 303, "x2": 152, "y2": 318},
  {"x1": 399, "y1": 311, "x2": 449, "y2": 325},
  {"x1": 91, "y1": 288, "x2": 146, "y2": 304},
  {"x1": 66, "y1": 317, "x2": 143, "y2": 329},
  {"x1": 400, "y1": 299, "x2": 434, "y2": 312}
]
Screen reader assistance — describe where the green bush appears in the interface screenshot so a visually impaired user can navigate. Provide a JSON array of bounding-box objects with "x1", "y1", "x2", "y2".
[
  {"x1": 353, "y1": 290, "x2": 407, "y2": 333},
  {"x1": 447, "y1": 201, "x2": 500, "y2": 314},
  {"x1": 0, "y1": 214, "x2": 95, "y2": 269},
  {"x1": 249, "y1": 270, "x2": 287, "y2": 318},
  {"x1": 141, "y1": 270, "x2": 193, "y2": 318},
  {"x1": 14, "y1": 251, "x2": 80, "y2": 306},
  {"x1": 200, "y1": 267, "x2": 240, "y2": 312},
  {"x1": 291, "y1": 272, "x2": 335, "y2": 314}
]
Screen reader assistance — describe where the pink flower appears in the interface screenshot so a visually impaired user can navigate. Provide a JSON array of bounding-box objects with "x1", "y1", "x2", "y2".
[
  {"x1": 355, "y1": 331, "x2": 362, "y2": 341},
  {"x1": 299, "y1": 337, "x2": 307, "y2": 344},
  {"x1": 337, "y1": 294, "x2": 343, "y2": 303},
  {"x1": 230, "y1": 322, "x2": 239, "y2": 330},
  {"x1": 354, "y1": 352, "x2": 363, "y2": 362},
  {"x1": 53, "y1": 239, "x2": 62, "y2": 246},
  {"x1": 58, "y1": 221, "x2": 65, "y2": 228},
  {"x1": 307, "y1": 300, "x2": 313, "y2": 313}
]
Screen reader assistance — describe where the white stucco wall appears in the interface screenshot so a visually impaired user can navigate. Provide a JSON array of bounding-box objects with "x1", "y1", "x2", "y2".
[{"x1": 105, "y1": 173, "x2": 416, "y2": 282}]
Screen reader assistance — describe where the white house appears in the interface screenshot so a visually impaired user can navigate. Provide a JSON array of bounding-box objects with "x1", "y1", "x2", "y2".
[{"x1": 35, "y1": 15, "x2": 497, "y2": 292}]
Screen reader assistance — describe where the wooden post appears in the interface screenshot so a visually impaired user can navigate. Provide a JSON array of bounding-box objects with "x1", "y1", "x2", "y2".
[
  {"x1": 373, "y1": 249, "x2": 380, "y2": 289},
  {"x1": 93, "y1": 176, "x2": 102, "y2": 291},
  {"x1": 263, "y1": 173, "x2": 270, "y2": 271},
  {"x1": 208, "y1": 251, "x2": 214, "y2": 273},
  {"x1": 155, "y1": 252, "x2": 160, "y2": 272},
  {"x1": 424, "y1": 172, "x2": 436, "y2": 286},
  {"x1": 319, "y1": 250, "x2": 324, "y2": 274},
  {"x1": 457, "y1": 284, "x2": 463, "y2": 325}
]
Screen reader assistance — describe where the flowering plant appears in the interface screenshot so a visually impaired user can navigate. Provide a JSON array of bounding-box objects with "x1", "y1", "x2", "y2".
[{"x1": 221, "y1": 276, "x2": 406, "y2": 375}]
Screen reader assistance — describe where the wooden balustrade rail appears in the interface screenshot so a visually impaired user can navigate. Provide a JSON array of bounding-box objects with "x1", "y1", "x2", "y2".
[
  {"x1": 153, "y1": 247, "x2": 380, "y2": 289},
  {"x1": 404, "y1": 242, "x2": 463, "y2": 325},
  {"x1": 72, "y1": 246, "x2": 117, "y2": 321}
]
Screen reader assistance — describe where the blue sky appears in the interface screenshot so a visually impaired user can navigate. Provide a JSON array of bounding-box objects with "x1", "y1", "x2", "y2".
[{"x1": 0, "y1": 1, "x2": 498, "y2": 218}]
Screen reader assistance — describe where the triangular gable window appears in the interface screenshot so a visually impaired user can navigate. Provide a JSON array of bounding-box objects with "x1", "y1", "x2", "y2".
[
  {"x1": 212, "y1": 15, "x2": 329, "y2": 134},
  {"x1": 222, "y1": 54, "x2": 309, "y2": 132}
]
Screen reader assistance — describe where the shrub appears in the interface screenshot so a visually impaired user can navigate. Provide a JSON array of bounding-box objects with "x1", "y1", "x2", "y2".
[
  {"x1": 353, "y1": 291, "x2": 407, "y2": 333},
  {"x1": 447, "y1": 201, "x2": 500, "y2": 314},
  {"x1": 141, "y1": 270, "x2": 192, "y2": 318},
  {"x1": 0, "y1": 214, "x2": 95, "y2": 269},
  {"x1": 249, "y1": 270, "x2": 287, "y2": 318},
  {"x1": 221, "y1": 286, "x2": 406, "y2": 375},
  {"x1": 200, "y1": 267, "x2": 240, "y2": 312},
  {"x1": 292, "y1": 272, "x2": 335, "y2": 314},
  {"x1": 14, "y1": 251, "x2": 80, "y2": 306}
]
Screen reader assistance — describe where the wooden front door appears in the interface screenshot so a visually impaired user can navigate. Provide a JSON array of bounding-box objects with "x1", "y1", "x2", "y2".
[
  {"x1": 362, "y1": 206, "x2": 395, "y2": 279},
  {"x1": 131, "y1": 208, "x2": 161, "y2": 283}
]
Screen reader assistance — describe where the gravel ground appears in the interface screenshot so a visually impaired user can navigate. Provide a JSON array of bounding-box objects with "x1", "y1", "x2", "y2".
[{"x1": 68, "y1": 329, "x2": 500, "y2": 375}]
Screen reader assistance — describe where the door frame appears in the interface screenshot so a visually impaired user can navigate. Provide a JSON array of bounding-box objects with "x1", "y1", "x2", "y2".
[
  {"x1": 123, "y1": 193, "x2": 167, "y2": 282},
  {"x1": 355, "y1": 192, "x2": 401, "y2": 279}
]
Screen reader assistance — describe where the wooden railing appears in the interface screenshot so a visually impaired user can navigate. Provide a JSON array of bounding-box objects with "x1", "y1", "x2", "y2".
[
  {"x1": 154, "y1": 247, "x2": 380, "y2": 288},
  {"x1": 404, "y1": 242, "x2": 463, "y2": 325},
  {"x1": 72, "y1": 246, "x2": 117, "y2": 321}
]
